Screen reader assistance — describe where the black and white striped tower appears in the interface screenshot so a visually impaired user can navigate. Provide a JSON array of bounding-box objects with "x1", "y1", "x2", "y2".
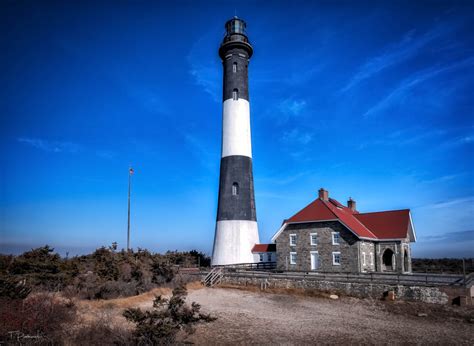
[{"x1": 212, "y1": 17, "x2": 260, "y2": 265}]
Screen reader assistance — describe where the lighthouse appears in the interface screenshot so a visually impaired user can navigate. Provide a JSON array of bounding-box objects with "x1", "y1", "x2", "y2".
[{"x1": 212, "y1": 17, "x2": 260, "y2": 266}]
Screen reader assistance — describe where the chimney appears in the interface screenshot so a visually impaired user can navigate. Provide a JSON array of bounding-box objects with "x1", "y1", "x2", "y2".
[
  {"x1": 318, "y1": 188, "x2": 328, "y2": 201},
  {"x1": 347, "y1": 197, "x2": 357, "y2": 211}
]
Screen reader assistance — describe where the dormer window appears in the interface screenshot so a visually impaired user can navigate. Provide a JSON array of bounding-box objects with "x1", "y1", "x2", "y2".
[
  {"x1": 232, "y1": 88, "x2": 239, "y2": 100},
  {"x1": 232, "y1": 182, "x2": 239, "y2": 196}
]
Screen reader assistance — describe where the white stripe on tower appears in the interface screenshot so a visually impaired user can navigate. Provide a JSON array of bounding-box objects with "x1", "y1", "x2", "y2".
[
  {"x1": 212, "y1": 220, "x2": 259, "y2": 265},
  {"x1": 221, "y1": 98, "x2": 252, "y2": 158}
]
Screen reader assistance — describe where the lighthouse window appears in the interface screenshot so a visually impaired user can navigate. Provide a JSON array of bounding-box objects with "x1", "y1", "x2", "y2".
[
  {"x1": 233, "y1": 62, "x2": 237, "y2": 73},
  {"x1": 232, "y1": 182, "x2": 239, "y2": 196},
  {"x1": 232, "y1": 88, "x2": 239, "y2": 100}
]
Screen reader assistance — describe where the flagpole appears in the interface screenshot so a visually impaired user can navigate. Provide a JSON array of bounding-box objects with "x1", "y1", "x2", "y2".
[{"x1": 127, "y1": 168, "x2": 132, "y2": 251}]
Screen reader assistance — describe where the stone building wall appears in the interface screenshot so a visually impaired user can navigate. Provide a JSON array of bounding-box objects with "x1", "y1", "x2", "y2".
[
  {"x1": 220, "y1": 274, "x2": 454, "y2": 304},
  {"x1": 275, "y1": 221, "x2": 360, "y2": 273}
]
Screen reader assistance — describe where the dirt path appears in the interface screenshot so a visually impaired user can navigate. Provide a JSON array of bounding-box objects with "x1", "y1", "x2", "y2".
[{"x1": 185, "y1": 287, "x2": 474, "y2": 345}]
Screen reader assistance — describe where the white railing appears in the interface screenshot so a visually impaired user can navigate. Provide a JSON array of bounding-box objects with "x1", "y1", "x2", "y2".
[{"x1": 203, "y1": 267, "x2": 223, "y2": 287}]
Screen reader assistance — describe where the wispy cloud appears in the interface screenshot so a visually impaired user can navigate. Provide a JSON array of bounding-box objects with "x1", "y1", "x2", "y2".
[
  {"x1": 189, "y1": 64, "x2": 220, "y2": 102},
  {"x1": 341, "y1": 24, "x2": 453, "y2": 93},
  {"x1": 281, "y1": 128, "x2": 313, "y2": 145},
  {"x1": 279, "y1": 98, "x2": 307, "y2": 116},
  {"x1": 257, "y1": 170, "x2": 313, "y2": 186},
  {"x1": 95, "y1": 150, "x2": 117, "y2": 160},
  {"x1": 363, "y1": 57, "x2": 474, "y2": 118},
  {"x1": 419, "y1": 172, "x2": 467, "y2": 185},
  {"x1": 357, "y1": 128, "x2": 446, "y2": 150},
  {"x1": 187, "y1": 33, "x2": 220, "y2": 102},
  {"x1": 418, "y1": 196, "x2": 474, "y2": 210},
  {"x1": 17, "y1": 137, "x2": 81, "y2": 153},
  {"x1": 183, "y1": 132, "x2": 218, "y2": 173},
  {"x1": 127, "y1": 85, "x2": 167, "y2": 114},
  {"x1": 255, "y1": 191, "x2": 299, "y2": 200},
  {"x1": 439, "y1": 133, "x2": 474, "y2": 149},
  {"x1": 421, "y1": 230, "x2": 474, "y2": 242}
]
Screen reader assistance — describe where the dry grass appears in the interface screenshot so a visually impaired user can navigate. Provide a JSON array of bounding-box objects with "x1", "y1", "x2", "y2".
[
  {"x1": 79, "y1": 281, "x2": 203, "y2": 309},
  {"x1": 78, "y1": 286, "x2": 172, "y2": 310},
  {"x1": 218, "y1": 283, "x2": 335, "y2": 299}
]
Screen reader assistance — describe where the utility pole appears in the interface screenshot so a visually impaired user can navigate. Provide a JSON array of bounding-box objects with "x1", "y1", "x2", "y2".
[{"x1": 127, "y1": 167, "x2": 134, "y2": 251}]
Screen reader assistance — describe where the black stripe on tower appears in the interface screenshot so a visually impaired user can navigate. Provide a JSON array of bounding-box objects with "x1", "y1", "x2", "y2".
[
  {"x1": 222, "y1": 49, "x2": 250, "y2": 101},
  {"x1": 216, "y1": 155, "x2": 257, "y2": 221}
]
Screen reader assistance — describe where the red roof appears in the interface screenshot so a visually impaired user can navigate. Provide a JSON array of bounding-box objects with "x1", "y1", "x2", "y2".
[
  {"x1": 281, "y1": 197, "x2": 412, "y2": 240},
  {"x1": 252, "y1": 244, "x2": 276, "y2": 253},
  {"x1": 286, "y1": 198, "x2": 337, "y2": 223},
  {"x1": 354, "y1": 210, "x2": 410, "y2": 239}
]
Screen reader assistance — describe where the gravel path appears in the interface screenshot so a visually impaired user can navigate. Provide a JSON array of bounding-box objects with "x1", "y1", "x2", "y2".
[{"x1": 185, "y1": 287, "x2": 473, "y2": 345}]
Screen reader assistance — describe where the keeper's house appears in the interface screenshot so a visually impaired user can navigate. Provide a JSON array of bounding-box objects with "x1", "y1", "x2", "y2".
[{"x1": 270, "y1": 188, "x2": 416, "y2": 273}]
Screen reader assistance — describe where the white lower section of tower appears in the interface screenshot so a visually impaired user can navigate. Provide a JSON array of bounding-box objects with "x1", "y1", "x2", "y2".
[
  {"x1": 212, "y1": 220, "x2": 260, "y2": 266},
  {"x1": 221, "y1": 98, "x2": 252, "y2": 158}
]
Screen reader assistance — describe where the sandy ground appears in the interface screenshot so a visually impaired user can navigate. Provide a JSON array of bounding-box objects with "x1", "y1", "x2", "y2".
[
  {"x1": 74, "y1": 284, "x2": 473, "y2": 345},
  {"x1": 184, "y1": 286, "x2": 474, "y2": 345}
]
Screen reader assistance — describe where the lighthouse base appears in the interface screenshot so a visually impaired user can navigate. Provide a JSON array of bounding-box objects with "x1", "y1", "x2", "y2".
[{"x1": 211, "y1": 220, "x2": 260, "y2": 266}]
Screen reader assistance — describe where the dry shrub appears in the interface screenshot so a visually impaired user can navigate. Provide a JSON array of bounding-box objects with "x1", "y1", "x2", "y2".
[
  {"x1": 123, "y1": 285, "x2": 216, "y2": 345},
  {"x1": 72, "y1": 317, "x2": 131, "y2": 345},
  {"x1": 0, "y1": 293, "x2": 76, "y2": 343}
]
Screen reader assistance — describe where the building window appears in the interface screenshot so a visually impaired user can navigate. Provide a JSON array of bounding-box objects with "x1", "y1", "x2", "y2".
[
  {"x1": 332, "y1": 232, "x2": 340, "y2": 245},
  {"x1": 362, "y1": 252, "x2": 366, "y2": 266},
  {"x1": 332, "y1": 252, "x2": 341, "y2": 265},
  {"x1": 259, "y1": 253, "x2": 263, "y2": 262},
  {"x1": 290, "y1": 252, "x2": 297, "y2": 265},
  {"x1": 267, "y1": 253, "x2": 272, "y2": 262},
  {"x1": 370, "y1": 252, "x2": 374, "y2": 266},
  {"x1": 310, "y1": 233, "x2": 318, "y2": 245},
  {"x1": 232, "y1": 182, "x2": 239, "y2": 196},
  {"x1": 233, "y1": 62, "x2": 237, "y2": 73},
  {"x1": 289, "y1": 234, "x2": 297, "y2": 246},
  {"x1": 232, "y1": 88, "x2": 239, "y2": 100}
]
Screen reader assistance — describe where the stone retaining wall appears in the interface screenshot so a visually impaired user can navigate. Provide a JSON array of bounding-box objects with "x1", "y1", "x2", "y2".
[{"x1": 220, "y1": 273, "x2": 466, "y2": 305}]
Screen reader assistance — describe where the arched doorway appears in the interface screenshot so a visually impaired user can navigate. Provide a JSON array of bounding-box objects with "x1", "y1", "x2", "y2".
[{"x1": 382, "y1": 248, "x2": 395, "y2": 271}]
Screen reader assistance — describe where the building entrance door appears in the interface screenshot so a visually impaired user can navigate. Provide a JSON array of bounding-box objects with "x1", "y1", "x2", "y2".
[{"x1": 311, "y1": 252, "x2": 319, "y2": 270}]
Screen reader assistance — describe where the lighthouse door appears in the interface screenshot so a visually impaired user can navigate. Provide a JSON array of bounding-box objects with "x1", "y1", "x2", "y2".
[{"x1": 310, "y1": 252, "x2": 319, "y2": 270}]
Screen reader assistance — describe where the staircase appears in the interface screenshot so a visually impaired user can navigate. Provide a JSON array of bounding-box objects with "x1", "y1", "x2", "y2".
[{"x1": 203, "y1": 267, "x2": 224, "y2": 287}]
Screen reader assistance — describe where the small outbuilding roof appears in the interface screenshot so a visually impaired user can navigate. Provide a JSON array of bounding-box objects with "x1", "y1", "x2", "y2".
[{"x1": 251, "y1": 244, "x2": 277, "y2": 253}]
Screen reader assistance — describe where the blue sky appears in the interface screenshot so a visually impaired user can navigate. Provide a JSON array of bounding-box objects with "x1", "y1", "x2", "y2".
[{"x1": 1, "y1": 1, "x2": 473, "y2": 258}]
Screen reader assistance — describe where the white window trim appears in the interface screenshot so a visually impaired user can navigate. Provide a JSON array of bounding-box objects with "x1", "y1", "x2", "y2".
[
  {"x1": 267, "y1": 253, "x2": 272, "y2": 262},
  {"x1": 332, "y1": 232, "x2": 340, "y2": 245},
  {"x1": 332, "y1": 251, "x2": 341, "y2": 266},
  {"x1": 290, "y1": 252, "x2": 297, "y2": 265},
  {"x1": 370, "y1": 252, "x2": 374, "y2": 266},
  {"x1": 362, "y1": 252, "x2": 366, "y2": 266},
  {"x1": 259, "y1": 253, "x2": 264, "y2": 262},
  {"x1": 310, "y1": 233, "x2": 318, "y2": 246},
  {"x1": 310, "y1": 251, "x2": 319, "y2": 270},
  {"x1": 289, "y1": 234, "x2": 297, "y2": 246}
]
